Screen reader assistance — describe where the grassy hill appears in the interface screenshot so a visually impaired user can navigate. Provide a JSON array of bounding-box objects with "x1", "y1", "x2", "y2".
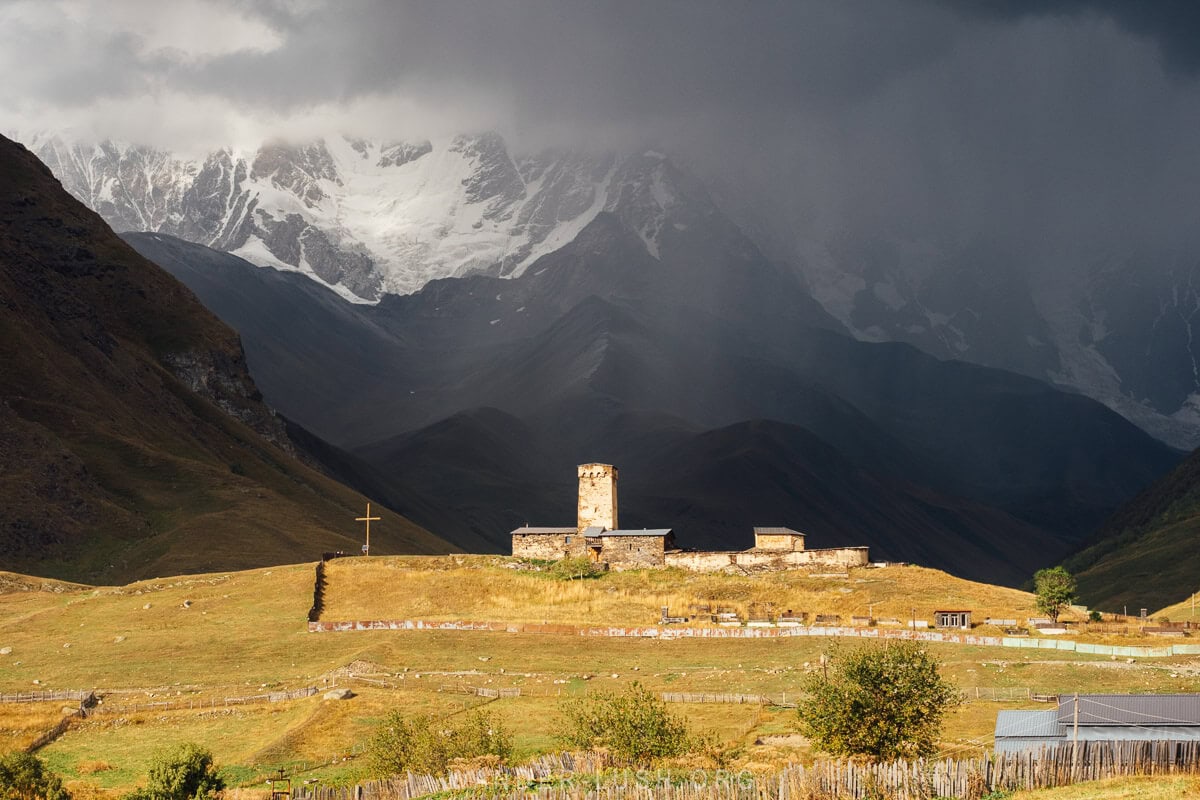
[
  {"x1": 1064, "y1": 445, "x2": 1200, "y2": 614},
  {"x1": 0, "y1": 134, "x2": 452, "y2": 582},
  {"x1": 3, "y1": 558, "x2": 1198, "y2": 792}
]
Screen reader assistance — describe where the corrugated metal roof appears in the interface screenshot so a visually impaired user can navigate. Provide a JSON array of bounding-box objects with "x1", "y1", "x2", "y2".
[
  {"x1": 1054, "y1": 695, "x2": 1200, "y2": 727},
  {"x1": 510, "y1": 527, "x2": 575, "y2": 534},
  {"x1": 600, "y1": 529, "x2": 673, "y2": 537},
  {"x1": 581, "y1": 526, "x2": 605, "y2": 537},
  {"x1": 753, "y1": 527, "x2": 804, "y2": 536},
  {"x1": 995, "y1": 710, "x2": 1064, "y2": 739}
]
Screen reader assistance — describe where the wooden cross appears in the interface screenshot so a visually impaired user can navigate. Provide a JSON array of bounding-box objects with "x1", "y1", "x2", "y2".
[{"x1": 356, "y1": 502, "x2": 381, "y2": 555}]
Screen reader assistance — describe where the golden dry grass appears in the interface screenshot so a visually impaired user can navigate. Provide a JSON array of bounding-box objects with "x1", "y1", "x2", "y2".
[
  {"x1": 1009, "y1": 775, "x2": 1200, "y2": 798},
  {"x1": 320, "y1": 556, "x2": 1042, "y2": 628},
  {"x1": 1, "y1": 559, "x2": 1197, "y2": 792}
]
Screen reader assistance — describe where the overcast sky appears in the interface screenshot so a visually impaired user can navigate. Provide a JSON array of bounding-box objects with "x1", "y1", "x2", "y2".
[{"x1": 4, "y1": 0, "x2": 1200, "y2": 261}]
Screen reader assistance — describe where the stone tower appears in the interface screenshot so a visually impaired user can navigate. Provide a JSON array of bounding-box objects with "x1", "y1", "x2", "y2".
[{"x1": 577, "y1": 463, "x2": 618, "y2": 531}]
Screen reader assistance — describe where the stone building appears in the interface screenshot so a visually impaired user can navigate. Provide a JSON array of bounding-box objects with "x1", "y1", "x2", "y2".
[
  {"x1": 753, "y1": 527, "x2": 805, "y2": 551},
  {"x1": 510, "y1": 463, "x2": 868, "y2": 572}
]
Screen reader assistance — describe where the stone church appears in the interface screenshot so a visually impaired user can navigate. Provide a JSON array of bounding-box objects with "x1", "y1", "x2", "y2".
[{"x1": 510, "y1": 463, "x2": 868, "y2": 572}]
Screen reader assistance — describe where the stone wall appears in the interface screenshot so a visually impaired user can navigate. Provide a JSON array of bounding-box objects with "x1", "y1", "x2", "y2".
[
  {"x1": 601, "y1": 535, "x2": 666, "y2": 568},
  {"x1": 664, "y1": 546, "x2": 870, "y2": 573},
  {"x1": 664, "y1": 551, "x2": 740, "y2": 571},
  {"x1": 512, "y1": 533, "x2": 587, "y2": 560},
  {"x1": 577, "y1": 463, "x2": 618, "y2": 530}
]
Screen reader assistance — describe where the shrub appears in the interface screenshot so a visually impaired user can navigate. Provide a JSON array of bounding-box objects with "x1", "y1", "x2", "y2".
[
  {"x1": 558, "y1": 681, "x2": 692, "y2": 767},
  {"x1": 0, "y1": 752, "x2": 69, "y2": 800},
  {"x1": 551, "y1": 556, "x2": 601, "y2": 580},
  {"x1": 367, "y1": 710, "x2": 512, "y2": 777},
  {"x1": 123, "y1": 743, "x2": 224, "y2": 800},
  {"x1": 797, "y1": 642, "x2": 961, "y2": 760}
]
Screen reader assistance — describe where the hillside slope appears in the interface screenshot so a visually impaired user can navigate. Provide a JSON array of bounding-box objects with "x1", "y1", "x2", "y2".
[
  {"x1": 1065, "y1": 446, "x2": 1200, "y2": 613},
  {"x1": 0, "y1": 135, "x2": 452, "y2": 583}
]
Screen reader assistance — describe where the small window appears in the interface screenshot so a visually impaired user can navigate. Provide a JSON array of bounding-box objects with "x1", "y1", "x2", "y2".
[{"x1": 565, "y1": 535, "x2": 572, "y2": 544}]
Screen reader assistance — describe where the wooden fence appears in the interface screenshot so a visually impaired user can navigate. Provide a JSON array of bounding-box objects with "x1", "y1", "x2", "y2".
[
  {"x1": 662, "y1": 692, "x2": 783, "y2": 706},
  {"x1": 292, "y1": 752, "x2": 607, "y2": 800},
  {"x1": 0, "y1": 689, "x2": 94, "y2": 704},
  {"x1": 92, "y1": 686, "x2": 318, "y2": 715},
  {"x1": 293, "y1": 743, "x2": 1200, "y2": 800}
]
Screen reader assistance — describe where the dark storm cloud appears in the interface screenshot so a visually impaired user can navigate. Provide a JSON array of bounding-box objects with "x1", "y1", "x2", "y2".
[
  {"x1": 954, "y1": 0, "x2": 1200, "y2": 74},
  {"x1": 181, "y1": 0, "x2": 960, "y2": 128},
  {"x1": 5, "y1": 0, "x2": 1200, "y2": 270}
]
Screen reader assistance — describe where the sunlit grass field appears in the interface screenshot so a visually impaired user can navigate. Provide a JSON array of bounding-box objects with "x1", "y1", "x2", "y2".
[{"x1": 1, "y1": 557, "x2": 1198, "y2": 794}]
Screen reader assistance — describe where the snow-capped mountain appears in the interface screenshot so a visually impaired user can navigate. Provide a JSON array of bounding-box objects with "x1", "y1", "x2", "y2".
[
  {"x1": 23, "y1": 129, "x2": 1200, "y2": 449},
  {"x1": 26, "y1": 132, "x2": 703, "y2": 303}
]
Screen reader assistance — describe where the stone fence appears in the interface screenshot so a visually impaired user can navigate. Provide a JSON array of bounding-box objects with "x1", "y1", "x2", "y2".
[
  {"x1": 307, "y1": 617, "x2": 1200, "y2": 658},
  {"x1": 665, "y1": 546, "x2": 869, "y2": 572}
]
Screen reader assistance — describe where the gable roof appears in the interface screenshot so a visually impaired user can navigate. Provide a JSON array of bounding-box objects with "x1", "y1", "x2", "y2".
[
  {"x1": 996, "y1": 710, "x2": 1064, "y2": 739},
  {"x1": 753, "y1": 527, "x2": 804, "y2": 536},
  {"x1": 1054, "y1": 695, "x2": 1200, "y2": 727}
]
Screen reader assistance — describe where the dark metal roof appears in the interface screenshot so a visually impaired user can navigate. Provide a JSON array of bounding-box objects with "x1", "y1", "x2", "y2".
[
  {"x1": 511, "y1": 526, "x2": 575, "y2": 534},
  {"x1": 600, "y1": 529, "x2": 673, "y2": 537},
  {"x1": 753, "y1": 527, "x2": 804, "y2": 536},
  {"x1": 1055, "y1": 695, "x2": 1200, "y2": 727},
  {"x1": 995, "y1": 710, "x2": 1064, "y2": 739}
]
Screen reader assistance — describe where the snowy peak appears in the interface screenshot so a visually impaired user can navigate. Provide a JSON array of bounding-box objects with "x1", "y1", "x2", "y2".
[
  {"x1": 250, "y1": 139, "x2": 340, "y2": 208},
  {"x1": 29, "y1": 132, "x2": 688, "y2": 302}
]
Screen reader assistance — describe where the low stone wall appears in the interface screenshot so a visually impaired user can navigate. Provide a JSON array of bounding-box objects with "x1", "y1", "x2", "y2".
[
  {"x1": 664, "y1": 546, "x2": 869, "y2": 572},
  {"x1": 306, "y1": 618, "x2": 1200, "y2": 657}
]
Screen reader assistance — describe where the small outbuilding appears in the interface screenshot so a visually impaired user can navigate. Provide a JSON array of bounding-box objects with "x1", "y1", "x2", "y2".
[
  {"x1": 934, "y1": 610, "x2": 972, "y2": 629},
  {"x1": 753, "y1": 527, "x2": 806, "y2": 551}
]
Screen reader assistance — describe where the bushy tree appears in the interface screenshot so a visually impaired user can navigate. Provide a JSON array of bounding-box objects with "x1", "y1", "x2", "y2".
[
  {"x1": 798, "y1": 642, "x2": 961, "y2": 760},
  {"x1": 1034, "y1": 566, "x2": 1077, "y2": 623},
  {"x1": 0, "y1": 752, "x2": 69, "y2": 800},
  {"x1": 367, "y1": 710, "x2": 512, "y2": 777},
  {"x1": 558, "y1": 682, "x2": 691, "y2": 767},
  {"x1": 123, "y1": 743, "x2": 224, "y2": 800},
  {"x1": 551, "y1": 556, "x2": 601, "y2": 580}
]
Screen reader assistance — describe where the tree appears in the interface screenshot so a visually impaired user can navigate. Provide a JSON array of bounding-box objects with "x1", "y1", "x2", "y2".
[
  {"x1": 797, "y1": 642, "x2": 961, "y2": 760},
  {"x1": 1034, "y1": 566, "x2": 1077, "y2": 623},
  {"x1": 367, "y1": 710, "x2": 512, "y2": 777},
  {"x1": 551, "y1": 556, "x2": 601, "y2": 580},
  {"x1": 558, "y1": 681, "x2": 691, "y2": 767},
  {"x1": 123, "y1": 743, "x2": 224, "y2": 800},
  {"x1": 0, "y1": 752, "x2": 69, "y2": 800}
]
